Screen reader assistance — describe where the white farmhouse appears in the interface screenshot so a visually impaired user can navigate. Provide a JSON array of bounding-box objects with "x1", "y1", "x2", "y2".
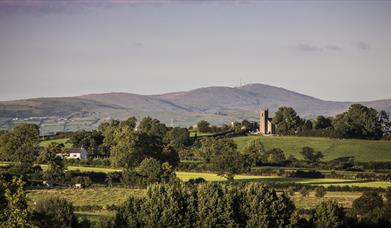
[{"x1": 66, "y1": 147, "x2": 89, "y2": 160}]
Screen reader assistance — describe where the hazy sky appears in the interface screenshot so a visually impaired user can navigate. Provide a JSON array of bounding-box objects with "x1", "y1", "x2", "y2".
[{"x1": 0, "y1": 0, "x2": 391, "y2": 101}]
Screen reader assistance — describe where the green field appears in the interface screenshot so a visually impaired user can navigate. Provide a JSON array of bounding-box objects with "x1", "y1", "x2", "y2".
[
  {"x1": 234, "y1": 136, "x2": 391, "y2": 162},
  {"x1": 39, "y1": 138, "x2": 73, "y2": 148},
  {"x1": 26, "y1": 187, "x2": 362, "y2": 211}
]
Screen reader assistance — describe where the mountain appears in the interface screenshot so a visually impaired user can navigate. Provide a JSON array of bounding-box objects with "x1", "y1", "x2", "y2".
[{"x1": 1, "y1": 83, "x2": 390, "y2": 132}]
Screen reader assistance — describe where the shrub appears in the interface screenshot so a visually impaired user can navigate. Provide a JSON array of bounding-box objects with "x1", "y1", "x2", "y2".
[
  {"x1": 32, "y1": 197, "x2": 76, "y2": 228},
  {"x1": 299, "y1": 186, "x2": 309, "y2": 197},
  {"x1": 315, "y1": 187, "x2": 326, "y2": 198},
  {"x1": 312, "y1": 201, "x2": 346, "y2": 228}
]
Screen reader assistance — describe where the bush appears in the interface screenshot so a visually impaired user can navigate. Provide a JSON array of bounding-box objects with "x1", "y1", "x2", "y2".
[
  {"x1": 71, "y1": 176, "x2": 92, "y2": 188},
  {"x1": 115, "y1": 182, "x2": 295, "y2": 227},
  {"x1": 315, "y1": 187, "x2": 326, "y2": 198},
  {"x1": 299, "y1": 186, "x2": 309, "y2": 197},
  {"x1": 312, "y1": 201, "x2": 346, "y2": 228},
  {"x1": 32, "y1": 197, "x2": 76, "y2": 228}
]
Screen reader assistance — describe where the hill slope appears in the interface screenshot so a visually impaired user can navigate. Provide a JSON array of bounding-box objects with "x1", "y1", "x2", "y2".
[{"x1": 0, "y1": 83, "x2": 390, "y2": 131}]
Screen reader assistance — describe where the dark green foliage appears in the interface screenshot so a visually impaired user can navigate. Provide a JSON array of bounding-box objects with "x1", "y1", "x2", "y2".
[
  {"x1": 138, "y1": 117, "x2": 168, "y2": 138},
  {"x1": 315, "y1": 187, "x2": 326, "y2": 198},
  {"x1": 300, "y1": 146, "x2": 324, "y2": 163},
  {"x1": 135, "y1": 158, "x2": 177, "y2": 184},
  {"x1": 272, "y1": 107, "x2": 302, "y2": 135},
  {"x1": 314, "y1": 115, "x2": 332, "y2": 129},
  {"x1": 69, "y1": 130, "x2": 104, "y2": 156},
  {"x1": 0, "y1": 177, "x2": 34, "y2": 227},
  {"x1": 241, "y1": 183, "x2": 295, "y2": 227},
  {"x1": 264, "y1": 148, "x2": 286, "y2": 164},
  {"x1": 115, "y1": 183, "x2": 295, "y2": 227},
  {"x1": 195, "y1": 137, "x2": 246, "y2": 180},
  {"x1": 32, "y1": 197, "x2": 76, "y2": 228},
  {"x1": 0, "y1": 124, "x2": 40, "y2": 176},
  {"x1": 196, "y1": 120, "x2": 210, "y2": 133},
  {"x1": 299, "y1": 186, "x2": 310, "y2": 197},
  {"x1": 333, "y1": 104, "x2": 383, "y2": 139},
  {"x1": 352, "y1": 190, "x2": 387, "y2": 226},
  {"x1": 164, "y1": 127, "x2": 191, "y2": 151},
  {"x1": 241, "y1": 139, "x2": 265, "y2": 166},
  {"x1": 312, "y1": 201, "x2": 346, "y2": 228},
  {"x1": 71, "y1": 176, "x2": 92, "y2": 187}
]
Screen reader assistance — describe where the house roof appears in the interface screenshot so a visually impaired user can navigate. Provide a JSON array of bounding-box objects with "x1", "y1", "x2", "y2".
[{"x1": 65, "y1": 148, "x2": 86, "y2": 154}]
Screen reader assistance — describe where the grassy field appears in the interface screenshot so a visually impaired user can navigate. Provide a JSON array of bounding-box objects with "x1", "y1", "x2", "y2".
[
  {"x1": 26, "y1": 187, "x2": 362, "y2": 211},
  {"x1": 27, "y1": 187, "x2": 145, "y2": 208},
  {"x1": 39, "y1": 138, "x2": 73, "y2": 148},
  {"x1": 234, "y1": 136, "x2": 391, "y2": 162}
]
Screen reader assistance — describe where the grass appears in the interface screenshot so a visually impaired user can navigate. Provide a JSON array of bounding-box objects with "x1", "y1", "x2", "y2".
[
  {"x1": 234, "y1": 135, "x2": 391, "y2": 162},
  {"x1": 39, "y1": 138, "x2": 73, "y2": 148},
  {"x1": 27, "y1": 187, "x2": 145, "y2": 208},
  {"x1": 75, "y1": 211, "x2": 115, "y2": 223},
  {"x1": 27, "y1": 187, "x2": 362, "y2": 210}
]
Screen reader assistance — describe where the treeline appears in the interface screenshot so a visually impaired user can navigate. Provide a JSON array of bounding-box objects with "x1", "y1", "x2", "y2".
[
  {"x1": 272, "y1": 104, "x2": 391, "y2": 140},
  {"x1": 4, "y1": 176, "x2": 391, "y2": 228}
]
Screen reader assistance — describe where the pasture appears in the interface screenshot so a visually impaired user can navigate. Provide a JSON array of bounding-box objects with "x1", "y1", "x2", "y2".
[
  {"x1": 39, "y1": 138, "x2": 73, "y2": 148},
  {"x1": 234, "y1": 136, "x2": 391, "y2": 162},
  {"x1": 26, "y1": 187, "x2": 362, "y2": 211}
]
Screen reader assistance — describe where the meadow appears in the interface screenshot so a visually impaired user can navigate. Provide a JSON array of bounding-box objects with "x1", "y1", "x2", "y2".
[
  {"x1": 234, "y1": 136, "x2": 391, "y2": 162},
  {"x1": 26, "y1": 187, "x2": 362, "y2": 212},
  {"x1": 39, "y1": 138, "x2": 73, "y2": 148}
]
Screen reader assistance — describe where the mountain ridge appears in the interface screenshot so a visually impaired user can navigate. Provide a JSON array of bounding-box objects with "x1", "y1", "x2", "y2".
[{"x1": 0, "y1": 83, "x2": 390, "y2": 131}]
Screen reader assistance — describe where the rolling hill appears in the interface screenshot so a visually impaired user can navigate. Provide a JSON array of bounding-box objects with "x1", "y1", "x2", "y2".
[{"x1": 0, "y1": 83, "x2": 390, "y2": 132}]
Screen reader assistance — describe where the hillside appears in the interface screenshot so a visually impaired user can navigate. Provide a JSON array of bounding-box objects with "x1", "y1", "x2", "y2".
[{"x1": 0, "y1": 83, "x2": 390, "y2": 132}]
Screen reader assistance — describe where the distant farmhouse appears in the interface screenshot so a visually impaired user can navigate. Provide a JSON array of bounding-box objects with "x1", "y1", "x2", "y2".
[
  {"x1": 259, "y1": 109, "x2": 276, "y2": 135},
  {"x1": 65, "y1": 147, "x2": 88, "y2": 160}
]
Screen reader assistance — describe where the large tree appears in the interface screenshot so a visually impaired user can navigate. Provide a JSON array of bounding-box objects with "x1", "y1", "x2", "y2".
[
  {"x1": 333, "y1": 104, "x2": 383, "y2": 139},
  {"x1": 272, "y1": 107, "x2": 302, "y2": 135},
  {"x1": 195, "y1": 138, "x2": 245, "y2": 180}
]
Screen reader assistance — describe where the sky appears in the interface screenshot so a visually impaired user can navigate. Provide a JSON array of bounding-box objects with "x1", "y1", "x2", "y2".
[{"x1": 0, "y1": 0, "x2": 391, "y2": 102}]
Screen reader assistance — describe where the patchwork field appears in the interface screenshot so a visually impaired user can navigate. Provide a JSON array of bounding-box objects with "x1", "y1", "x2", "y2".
[
  {"x1": 234, "y1": 136, "x2": 391, "y2": 162},
  {"x1": 26, "y1": 187, "x2": 362, "y2": 211},
  {"x1": 39, "y1": 138, "x2": 73, "y2": 148}
]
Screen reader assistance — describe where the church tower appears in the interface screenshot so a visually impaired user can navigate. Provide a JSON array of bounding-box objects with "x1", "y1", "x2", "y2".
[{"x1": 260, "y1": 109, "x2": 269, "y2": 134}]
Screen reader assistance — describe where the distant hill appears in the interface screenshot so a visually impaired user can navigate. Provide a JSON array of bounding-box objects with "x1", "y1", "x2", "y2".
[{"x1": 1, "y1": 83, "x2": 390, "y2": 132}]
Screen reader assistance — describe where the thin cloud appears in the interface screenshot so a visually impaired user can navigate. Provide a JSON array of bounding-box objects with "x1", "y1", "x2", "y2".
[
  {"x1": 325, "y1": 45, "x2": 342, "y2": 51},
  {"x1": 356, "y1": 42, "x2": 370, "y2": 50},
  {"x1": 296, "y1": 44, "x2": 323, "y2": 52}
]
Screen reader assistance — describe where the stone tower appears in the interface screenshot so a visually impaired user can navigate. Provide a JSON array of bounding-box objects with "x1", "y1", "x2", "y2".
[{"x1": 259, "y1": 109, "x2": 269, "y2": 134}]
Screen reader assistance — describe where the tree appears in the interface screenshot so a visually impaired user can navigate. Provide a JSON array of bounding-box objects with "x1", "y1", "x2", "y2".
[
  {"x1": 379, "y1": 110, "x2": 391, "y2": 136},
  {"x1": 0, "y1": 124, "x2": 40, "y2": 174},
  {"x1": 0, "y1": 177, "x2": 34, "y2": 227},
  {"x1": 211, "y1": 147, "x2": 245, "y2": 181},
  {"x1": 164, "y1": 127, "x2": 191, "y2": 151},
  {"x1": 69, "y1": 130, "x2": 104, "y2": 156},
  {"x1": 352, "y1": 191, "x2": 385, "y2": 225},
  {"x1": 135, "y1": 158, "x2": 176, "y2": 184},
  {"x1": 195, "y1": 138, "x2": 245, "y2": 180},
  {"x1": 137, "y1": 117, "x2": 167, "y2": 138},
  {"x1": 301, "y1": 119, "x2": 313, "y2": 131},
  {"x1": 314, "y1": 116, "x2": 332, "y2": 129},
  {"x1": 264, "y1": 148, "x2": 286, "y2": 164},
  {"x1": 197, "y1": 120, "x2": 210, "y2": 133},
  {"x1": 37, "y1": 142, "x2": 64, "y2": 164},
  {"x1": 40, "y1": 143, "x2": 66, "y2": 184},
  {"x1": 332, "y1": 104, "x2": 383, "y2": 139},
  {"x1": 272, "y1": 107, "x2": 302, "y2": 135},
  {"x1": 300, "y1": 147, "x2": 324, "y2": 163},
  {"x1": 241, "y1": 183, "x2": 295, "y2": 227},
  {"x1": 241, "y1": 139, "x2": 265, "y2": 166},
  {"x1": 312, "y1": 201, "x2": 346, "y2": 228},
  {"x1": 32, "y1": 197, "x2": 76, "y2": 228}
]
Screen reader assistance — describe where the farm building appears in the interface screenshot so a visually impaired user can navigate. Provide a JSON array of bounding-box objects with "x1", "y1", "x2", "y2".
[{"x1": 65, "y1": 147, "x2": 89, "y2": 160}]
